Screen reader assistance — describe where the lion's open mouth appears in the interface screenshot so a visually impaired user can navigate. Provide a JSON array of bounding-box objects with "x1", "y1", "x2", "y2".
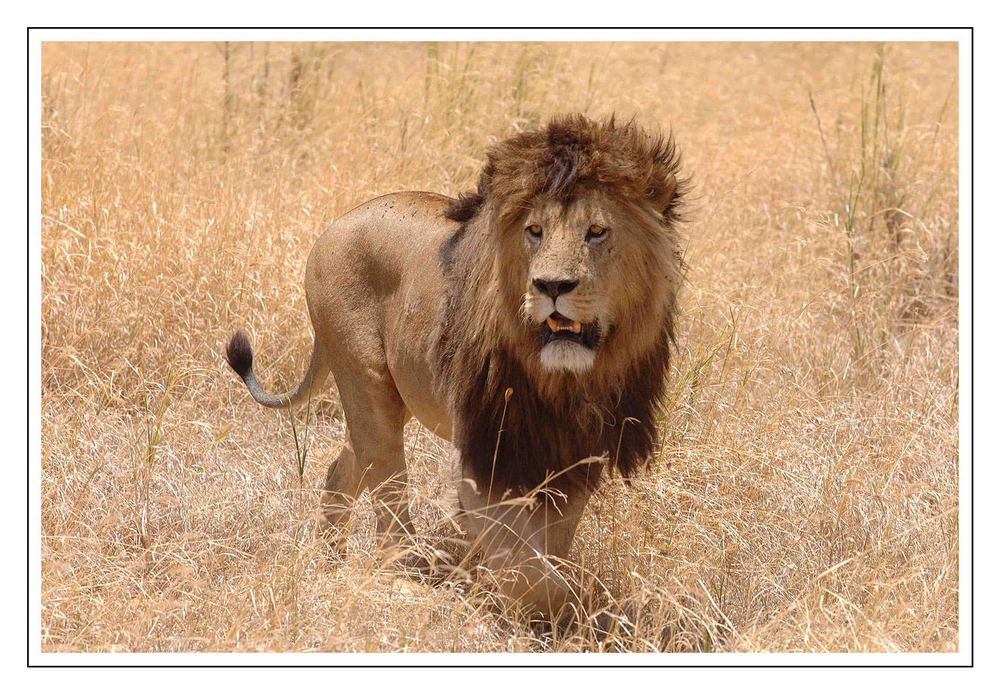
[{"x1": 541, "y1": 312, "x2": 599, "y2": 349}]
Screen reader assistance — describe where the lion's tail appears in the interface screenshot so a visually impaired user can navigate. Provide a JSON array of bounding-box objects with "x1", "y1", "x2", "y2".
[{"x1": 225, "y1": 331, "x2": 329, "y2": 409}]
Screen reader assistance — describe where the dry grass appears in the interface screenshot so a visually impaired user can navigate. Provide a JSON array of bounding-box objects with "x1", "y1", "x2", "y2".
[{"x1": 40, "y1": 41, "x2": 958, "y2": 653}]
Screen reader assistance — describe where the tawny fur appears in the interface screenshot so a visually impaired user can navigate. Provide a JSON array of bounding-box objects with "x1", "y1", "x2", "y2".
[{"x1": 227, "y1": 114, "x2": 687, "y2": 618}]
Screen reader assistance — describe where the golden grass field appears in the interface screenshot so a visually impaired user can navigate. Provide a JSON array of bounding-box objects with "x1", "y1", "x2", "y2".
[{"x1": 40, "y1": 41, "x2": 958, "y2": 653}]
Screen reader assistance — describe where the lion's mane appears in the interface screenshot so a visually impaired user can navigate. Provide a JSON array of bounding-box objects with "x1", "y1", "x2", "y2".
[{"x1": 432, "y1": 114, "x2": 686, "y2": 494}]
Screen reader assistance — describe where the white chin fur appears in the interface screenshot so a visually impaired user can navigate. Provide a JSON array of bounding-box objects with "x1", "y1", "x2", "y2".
[{"x1": 540, "y1": 341, "x2": 595, "y2": 373}]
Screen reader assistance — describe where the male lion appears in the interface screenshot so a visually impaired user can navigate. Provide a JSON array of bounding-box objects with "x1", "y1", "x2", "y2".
[{"x1": 226, "y1": 114, "x2": 685, "y2": 624}]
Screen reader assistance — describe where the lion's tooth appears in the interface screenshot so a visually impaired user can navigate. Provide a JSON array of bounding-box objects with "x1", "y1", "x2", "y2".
[
  {"x1": 546, "y1": 317, "x2": 559, "y2": 331},
  {"x1": 571, "y1": 321, "x2": 581, "y2": 334}
]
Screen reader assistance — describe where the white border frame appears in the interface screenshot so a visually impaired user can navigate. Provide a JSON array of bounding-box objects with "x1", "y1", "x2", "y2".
[{"x1": 27, "y1": 27, "x2": 973, "y2": 668}]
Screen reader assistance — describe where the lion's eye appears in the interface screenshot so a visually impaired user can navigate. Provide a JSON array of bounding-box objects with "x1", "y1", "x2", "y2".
[
  {"x1": 526, "y1": 224, "x2": 543, "y2": 240},
  {"x1": 587, "y1": 225, "x2": 608, "y2": 242}
]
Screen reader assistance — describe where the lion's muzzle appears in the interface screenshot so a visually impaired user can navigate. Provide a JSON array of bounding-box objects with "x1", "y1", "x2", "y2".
[{"x1": 541, "y1": 312, "x2": 600, "y2": 350}]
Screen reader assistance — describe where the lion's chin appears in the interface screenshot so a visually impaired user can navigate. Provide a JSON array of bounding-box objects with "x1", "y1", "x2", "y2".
[{"x1": 539, "y1": 340, "x2": 596, "y2": 374}]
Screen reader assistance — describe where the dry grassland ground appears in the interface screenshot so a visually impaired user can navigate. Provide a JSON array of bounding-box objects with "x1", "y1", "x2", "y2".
[{"x1": 40, "y1": 41, "x2": 959, "y2": 653}]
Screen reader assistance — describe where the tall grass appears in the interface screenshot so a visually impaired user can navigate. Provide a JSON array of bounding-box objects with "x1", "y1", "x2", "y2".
[
  {"x1": 811, "y1": 44, "x2": 957, "y2": 381},
  {"x1": 40, "y1": 41, "x2": 958, "y2": 653}
]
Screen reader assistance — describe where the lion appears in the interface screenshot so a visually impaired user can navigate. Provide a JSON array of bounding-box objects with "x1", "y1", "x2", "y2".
[{"x1": 226, "y1": 114, "x2": 685, "y2": 624}]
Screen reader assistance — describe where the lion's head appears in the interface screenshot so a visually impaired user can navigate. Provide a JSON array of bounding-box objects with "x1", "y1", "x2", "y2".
[{"x1": 434, "y1": 114, "x2": 686, "y2": 493}]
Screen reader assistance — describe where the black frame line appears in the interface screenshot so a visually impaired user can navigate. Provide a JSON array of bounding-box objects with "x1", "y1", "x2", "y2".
[{"x1": 27, "y1": 26, "x2": 973, "y2": 669}]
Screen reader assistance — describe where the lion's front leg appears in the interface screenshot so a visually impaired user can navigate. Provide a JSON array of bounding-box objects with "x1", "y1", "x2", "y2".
[{"x1": 454, "y1": 474, "x2": 594, "y2": 622}]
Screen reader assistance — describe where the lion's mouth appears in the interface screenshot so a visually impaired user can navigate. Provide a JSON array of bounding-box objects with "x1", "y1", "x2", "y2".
[{"x1": 541, "y1": 312, "x2": 599, "y2": 349}]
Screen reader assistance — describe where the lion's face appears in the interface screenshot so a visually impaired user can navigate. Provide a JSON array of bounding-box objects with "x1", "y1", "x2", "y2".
[
  {"x1": 436, "y1": 114, "x2": 682, "y2": 492},
  {"x1": 519, "y1": 191, "x2": 656, "y2": 374}
]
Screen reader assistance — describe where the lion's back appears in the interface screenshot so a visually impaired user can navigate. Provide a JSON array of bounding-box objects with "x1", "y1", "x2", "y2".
[{"x1": 307, "y1": 191, "x2": 454, "y2": 297}]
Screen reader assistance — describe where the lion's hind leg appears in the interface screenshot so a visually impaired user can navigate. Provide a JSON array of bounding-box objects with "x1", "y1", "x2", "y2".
[
  {"x1": 330, "y1": 367, "x2": 418, "y2": 555},
  {"x1": 320, "y1": 443, "x2": 363, "y2": 552}
]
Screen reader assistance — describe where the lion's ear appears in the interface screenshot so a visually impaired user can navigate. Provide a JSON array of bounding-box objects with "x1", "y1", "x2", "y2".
[{"x1": 646, "y1": 174, "x2": 678, "y2": 217}]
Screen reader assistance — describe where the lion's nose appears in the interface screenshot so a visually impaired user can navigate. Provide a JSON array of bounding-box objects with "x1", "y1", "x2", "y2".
[{"x1": 533, "y1": 278, "x2": 579, "y2": 298}]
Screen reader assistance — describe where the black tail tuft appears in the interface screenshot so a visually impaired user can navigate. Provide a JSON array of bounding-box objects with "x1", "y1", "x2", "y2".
[{"x1": 226, "y1": 331, "x2": 254, "y2": 381}]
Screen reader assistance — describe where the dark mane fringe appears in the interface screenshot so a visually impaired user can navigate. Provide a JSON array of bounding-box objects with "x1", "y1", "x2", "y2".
[
  {"x1": 444, "y1": 161, "x2": 494, "y2": 223},
  {"x1": 450, "y1": 332, "x2": 672, "y2": 494},
  {"x1": 435, "y1": 113, "x2": 685, "y2": 495}
]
